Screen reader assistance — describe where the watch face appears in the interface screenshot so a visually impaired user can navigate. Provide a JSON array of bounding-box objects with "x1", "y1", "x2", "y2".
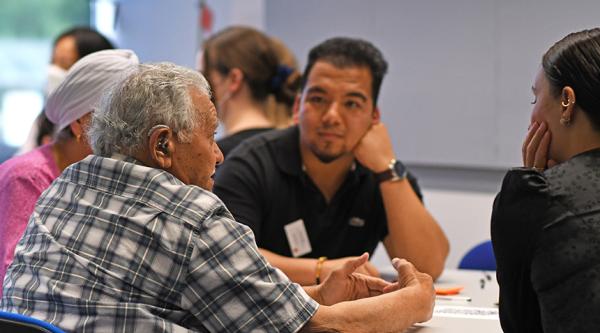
[
  {"x1": 392, "y1": 160, "x2": 407, "y2": 179},
  {"x1": 376, "y1": 160, "x2": 407, "y2": 183}
]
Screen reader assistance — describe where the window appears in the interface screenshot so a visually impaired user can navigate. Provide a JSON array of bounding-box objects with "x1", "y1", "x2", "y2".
[{"x1": 0, "y1": 0, "x2": 90, "y2": 162}]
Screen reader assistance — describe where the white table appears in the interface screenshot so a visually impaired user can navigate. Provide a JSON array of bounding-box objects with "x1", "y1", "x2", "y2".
[{"x1": 380, "y1": 268, "x2": 502, "y2": 332}]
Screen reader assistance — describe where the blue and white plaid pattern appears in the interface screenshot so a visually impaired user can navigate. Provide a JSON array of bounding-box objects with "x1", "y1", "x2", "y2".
[{"x1": 1, "y1": 155, "x2": 317, "y2": 332}]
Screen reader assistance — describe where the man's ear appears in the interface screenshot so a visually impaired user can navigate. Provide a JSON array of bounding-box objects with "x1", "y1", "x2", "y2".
[
  {"x1": 292, "y1": 95, "x2": 301, "y2": 124},
  {"x1": 372, "y1": 106, "x2": 381, "y2": 124},
  {"x1": 148, "y1": 127, "x2": 174, "y2": 169}
]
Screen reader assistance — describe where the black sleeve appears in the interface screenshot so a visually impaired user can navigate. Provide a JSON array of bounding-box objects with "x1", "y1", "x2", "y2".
[
  {"x1": 406, "y1": 171, "x2": 423, "y2": 202},
  {"x1": 532, "y1": 221, "x2": 600, "y2": 333},
  {"x1": 531, "y1": 198, "x2": 600, "y2": 332},
  {"x1": 213, "y1": 151, "x2": 266, "y2": 243},
  {"x1": 491, "y1": 168, "x2": 549, "y2": 333}
]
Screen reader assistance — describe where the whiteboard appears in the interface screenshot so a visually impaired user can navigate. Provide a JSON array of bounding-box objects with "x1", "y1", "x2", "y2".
[{"x1": 265, "y1": 0, "x2": 600, "y2": 168}]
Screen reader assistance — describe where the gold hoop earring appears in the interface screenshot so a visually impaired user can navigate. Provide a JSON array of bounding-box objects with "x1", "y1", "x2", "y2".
[
  {"x1": 561, "y1": 100, "x2": 570, "y2": 108},
  {"x1": 560, "y1": 117, "x2": 571, "y2": 126}
]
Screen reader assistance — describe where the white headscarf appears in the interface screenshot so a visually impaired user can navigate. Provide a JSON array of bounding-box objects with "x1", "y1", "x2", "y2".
[
  {"x1": 45, "y1": 64, "x2": 68, "y2": 97},
  {"x1": 45, "y1": 49, "x2": 139, "y2": 132}
]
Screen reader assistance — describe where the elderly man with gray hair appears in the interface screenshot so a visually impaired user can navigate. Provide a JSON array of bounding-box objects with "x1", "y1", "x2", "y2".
[{"x1": 1, "y1": 63, "x2": 434, "y2": 332}]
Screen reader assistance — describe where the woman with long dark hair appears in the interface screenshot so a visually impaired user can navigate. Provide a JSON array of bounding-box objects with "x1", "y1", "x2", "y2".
[{"x1": 492, "y1": 28, "x2": 600, "y2": 332}]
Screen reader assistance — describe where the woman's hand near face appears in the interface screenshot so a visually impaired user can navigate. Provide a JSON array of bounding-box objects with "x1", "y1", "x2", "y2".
[{"x1": 522, "y1": 121, "x2": 556, "y2": 171}]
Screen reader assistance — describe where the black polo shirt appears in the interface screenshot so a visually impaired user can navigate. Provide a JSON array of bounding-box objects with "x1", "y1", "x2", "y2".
[
  {"x1": 213, "y1": 126, "x2": 423, "y2": 259},
  {"x1": 217, "y1": 127, "x2": 274, "y2": 158}
]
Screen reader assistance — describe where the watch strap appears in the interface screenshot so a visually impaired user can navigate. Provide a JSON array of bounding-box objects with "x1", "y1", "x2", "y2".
[{"x1": 374, "y1": 159, "x2": 407, "y2": 184}]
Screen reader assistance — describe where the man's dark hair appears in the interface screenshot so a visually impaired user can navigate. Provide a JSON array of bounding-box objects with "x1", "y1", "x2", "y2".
[{"x1": 301, "y1": 37, "x2": 388, "y2": 105}]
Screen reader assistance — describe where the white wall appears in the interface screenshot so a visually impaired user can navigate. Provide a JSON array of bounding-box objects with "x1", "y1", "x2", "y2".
[
  {"x1": 105, "y1": 0, "x2": 265, "y2": 69},
  {"x1": 205, "y1": 0, "x2": 265, "y2": 33},
  {"x1": 372, "y1": 188, "x2": 496, "y2": 269},
  {"x1": 110, "y1": 0, "x2": 198, "y2": 67},
  {"x1": 265, "y1": 0, "x2": 600, "y2": 169}
]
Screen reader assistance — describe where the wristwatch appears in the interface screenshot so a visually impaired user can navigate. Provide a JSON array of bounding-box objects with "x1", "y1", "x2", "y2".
[{"x1": 374, "y1": 159, "x2": 407, "y2": 184}]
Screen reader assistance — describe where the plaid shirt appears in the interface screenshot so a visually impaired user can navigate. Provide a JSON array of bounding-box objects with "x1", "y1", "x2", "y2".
[{"x1": 1, "y1": 155, "x2": 317, "y2": 332}]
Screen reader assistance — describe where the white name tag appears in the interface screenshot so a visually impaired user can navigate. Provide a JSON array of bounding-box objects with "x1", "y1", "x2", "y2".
[{"x1": 284, "y1": 219, "x2": 312, "y2": 257}]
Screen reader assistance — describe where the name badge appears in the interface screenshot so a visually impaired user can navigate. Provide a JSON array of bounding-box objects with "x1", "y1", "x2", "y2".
[{"x1": 284, "y1": 219, "x2": 312, "y2": 257}]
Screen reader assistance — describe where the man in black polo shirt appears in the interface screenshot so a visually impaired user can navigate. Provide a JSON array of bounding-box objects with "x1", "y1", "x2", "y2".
[{"x1": 214, "y1": 37, "x2": 449, "y2": 285}]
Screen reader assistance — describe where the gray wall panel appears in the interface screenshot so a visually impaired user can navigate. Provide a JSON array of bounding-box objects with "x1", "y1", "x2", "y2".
[{"x1": 266, "y1": 0, "x2": 600, "y2": 169}]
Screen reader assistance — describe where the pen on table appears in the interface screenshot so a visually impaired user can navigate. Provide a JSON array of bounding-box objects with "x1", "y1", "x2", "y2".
[
  {"x1": 483, "y1": 271, "x2": 492, "y2": 281},
  {"x1": 480, "y1": 271, "x2": 493, "y2": 289},
  {"x1": 436, "y1": 295, "x2": 472, "y2": 302}
]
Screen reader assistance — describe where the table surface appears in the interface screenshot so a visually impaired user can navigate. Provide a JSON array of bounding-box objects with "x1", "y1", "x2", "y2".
[{"x1": 380, "y1": 268, "x2": 502, "y2": 332}]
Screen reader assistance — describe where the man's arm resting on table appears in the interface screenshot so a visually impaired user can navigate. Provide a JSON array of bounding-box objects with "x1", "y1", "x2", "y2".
[
  {"x1": 301, "y1": 292, "x2": 428, "y2": 333},
  {"x1": 352, "y1": 123, "x2": 449, "y2": 280},
  {"x1": 260, "y1": 248, "x2": 379, "y2": 285},
  {"x1": 381, "y1": 178, "x2": 449, "y2": 280},
  {"x1": 300, "y1": 258, "x2": 434, "y2": 333}
]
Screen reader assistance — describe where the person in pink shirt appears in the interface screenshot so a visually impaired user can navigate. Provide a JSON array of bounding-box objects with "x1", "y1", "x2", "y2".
[{"x1": 0, "y1": 49, "x2": 139, "y2": 296}]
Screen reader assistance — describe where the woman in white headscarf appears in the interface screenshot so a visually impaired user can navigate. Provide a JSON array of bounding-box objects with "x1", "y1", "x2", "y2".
[
  {"x1": 18, "y1": 27, "x2": 114, "y2": 153},
  {"x1": 0, "y1": 49, "x2": 139, "y2": 297}
]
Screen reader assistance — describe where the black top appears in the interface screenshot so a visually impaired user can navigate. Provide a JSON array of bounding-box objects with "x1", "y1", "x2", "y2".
[
  {"x1": 213, "y1": 126, "x2": 422, "y2": 259},
  {"x1": 491, "y1": 148, "x2": 600, "y2": 333},
  {"x1": 217, "y1": 128, "x2": 274, "y2": 158}
]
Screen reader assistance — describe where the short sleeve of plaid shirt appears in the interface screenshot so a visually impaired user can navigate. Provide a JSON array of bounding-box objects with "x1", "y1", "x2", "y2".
[
  {"x1": 0, "y1": 156, "x2": 318, "y2": 332},
  {"x1": 183, "y1": 214, "x2": 318, "y2": 332}
]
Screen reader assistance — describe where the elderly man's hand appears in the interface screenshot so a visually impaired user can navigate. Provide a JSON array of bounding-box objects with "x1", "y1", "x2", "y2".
[
  {"x1": 383, "y1": 258, "x2": 435, "y2": 322},
  {"x1": 320, "y1": 255, "x2": 380, "y2": 282},
  {"x1": 316, "y1": 253, "x2": 390, "y2": 306}
]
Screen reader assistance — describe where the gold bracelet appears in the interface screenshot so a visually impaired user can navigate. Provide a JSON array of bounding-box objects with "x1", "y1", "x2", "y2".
[{"x1": 315, "y1": 256, "x2": 327, "y2": 285}]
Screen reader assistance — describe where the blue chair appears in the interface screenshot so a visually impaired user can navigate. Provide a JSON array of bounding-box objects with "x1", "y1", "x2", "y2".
[
  {"x1": 0, "y1": 310, "x2": 65, "y2": 333},
  {"x1": 458, "y1": 240, "x2": 496, "y2": 271}
]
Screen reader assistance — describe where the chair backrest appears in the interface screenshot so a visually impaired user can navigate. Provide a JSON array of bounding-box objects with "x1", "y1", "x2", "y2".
[
  {"x1": 0, "y1": 311, "x2": 65, "y2": 333},
  {"x1": 458, "y1": 240, "x2": 496, "y2": 270}
]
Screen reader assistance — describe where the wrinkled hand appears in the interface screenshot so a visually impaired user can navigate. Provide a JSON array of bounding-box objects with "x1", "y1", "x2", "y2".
[
  {"x1": 317, "y1": 253, "x2": 391, "y2": 306},
  {"x1": 383, "y1": 258, "x2": 435, "y2": 323},
  {"x1": 353, "y1": 123, "x2": 395, "y2": 173},
  {"x1": 522, "y1": 122, "x2": 557, "y2": 171},
  {"x1": 321, "y1": 255, "x2": 380, "y2": 281}
]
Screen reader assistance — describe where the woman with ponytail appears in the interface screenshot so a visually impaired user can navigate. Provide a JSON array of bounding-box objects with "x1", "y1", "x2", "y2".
[{"x1": 201, "y1": 26, "x2": 300, "y2": 157}]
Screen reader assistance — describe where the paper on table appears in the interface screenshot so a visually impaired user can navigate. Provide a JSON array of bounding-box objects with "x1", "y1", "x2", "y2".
[{"x1": 434, "y1": 305, "x2": 499, "y2": 320}]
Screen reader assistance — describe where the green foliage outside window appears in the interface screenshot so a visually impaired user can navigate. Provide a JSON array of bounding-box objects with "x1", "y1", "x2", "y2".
[
  {"x1": 0, "y1": 0, "x2": 90, "y2": 39},
  {"x1": 0, "y1": 0, "x2": 90, "y2": 160}
]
